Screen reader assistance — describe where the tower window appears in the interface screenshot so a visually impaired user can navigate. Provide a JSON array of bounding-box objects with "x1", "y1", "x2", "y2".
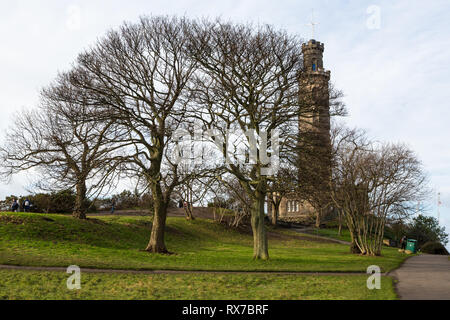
[{"x1": 312, "y1": 63, "x2": 316, "y2": 71}]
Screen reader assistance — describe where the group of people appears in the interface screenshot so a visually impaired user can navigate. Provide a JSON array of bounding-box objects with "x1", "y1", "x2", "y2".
[{"x1": 10, "y1": 199, "x2": 32, "y2": 213}]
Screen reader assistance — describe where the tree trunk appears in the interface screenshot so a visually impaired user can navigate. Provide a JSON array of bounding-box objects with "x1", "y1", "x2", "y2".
[
  {"x1": 73, "y1": 181, "x2": 87, "y2": 220},
  {"x1": 146, "y1": 183, "x2": 169, "y2": 254},
  {"x1": 315, "y1": 208, "x2": 321, "y2": 228},
  {"x1": 185, "y1": 205, "x2": 195, "y2": 220},
  {"x1": 271, "y1": 200, "x2": 280, "y2": 226},
  {"x1": 350, "y1": 241, "x2": 362, "y2": 254},
  {"x1": 184, "y1": 188, "x2": 195, "y2": 220},
  {"x1": 349, "y1": 228, "x2": 362, "y2": 254},
  {"x1": 251, "y1": 192, "x2": 269, "y2": 260}
]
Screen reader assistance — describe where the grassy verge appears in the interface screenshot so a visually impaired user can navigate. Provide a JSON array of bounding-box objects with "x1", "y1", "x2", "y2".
[
  {"x1": 0, "y1": 212, "x2": 406, "y2": 272},
  {"x1": 0, "y1": 269, "x2": 396, "y2": 300}
]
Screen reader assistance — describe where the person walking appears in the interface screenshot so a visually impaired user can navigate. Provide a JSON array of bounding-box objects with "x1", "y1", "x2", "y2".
[
  {"x1": 110, "y1": 199, "x2": 116, "y2": 214},
  {"x1": 23, "y1": 199, "x2": 31, "y2": 212},
  {"x1": 400, "y1": 235, "x2": 408, "y2": 251},
  {"x1": 11, "y1": 199, "x2": 19, "y2": 212}
]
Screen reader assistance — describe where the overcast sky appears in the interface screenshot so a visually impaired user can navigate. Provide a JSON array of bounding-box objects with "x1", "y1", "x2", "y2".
[{"x1": 1, "y1": 0, "x2": 449, "y2": 239}]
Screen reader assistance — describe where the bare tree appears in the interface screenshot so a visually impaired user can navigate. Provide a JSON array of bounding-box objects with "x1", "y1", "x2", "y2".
[
  {"x1": 330, "y1": 126, "x2": 428, "y2": 255},
  {"x1": 214, "y1": 174, "x2": 252, "y2": 228},
  {"x1": 67, "y1": 16, "x2": 199, "y2": 253},
  {"x1": 0, "y1": 75, "x2": 125, "y2": 219},
  {"x1": 267, "y1": 166, "x2": 297, "y2": 225},
  {"x1": 188, "y1": 21, "x2": 306, "y2": 260},
  {"x1": 171, "y1": 139, "x2": 219, "y2": 220}
]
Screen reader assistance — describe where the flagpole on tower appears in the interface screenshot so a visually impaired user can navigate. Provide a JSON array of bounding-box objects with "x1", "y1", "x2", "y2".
[{"x1": 306, "y1": 9, "x2": 320, "y2": 40}]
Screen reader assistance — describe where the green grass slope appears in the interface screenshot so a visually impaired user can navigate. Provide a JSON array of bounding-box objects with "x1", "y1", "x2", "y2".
[{"x1": 0, "y1": 212, "x2": 406, "y2": 272}]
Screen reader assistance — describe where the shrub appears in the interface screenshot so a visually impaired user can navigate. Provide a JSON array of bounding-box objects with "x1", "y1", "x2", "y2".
[
  {"x1": 94, "y1": 190, "x2": 154, "y2": 212},
  {"x1": 27, "y1": 190, "x2": 76, "y2": 214},
  {"x1": 408, "y1": 215, "x2": 448, "y2": 247},
  {"x1": 8, "y1": 190, "x2": 95, "y2": 214},
  {"x1": 420, "y1": 241, "x2": 449, "y2": 255}
]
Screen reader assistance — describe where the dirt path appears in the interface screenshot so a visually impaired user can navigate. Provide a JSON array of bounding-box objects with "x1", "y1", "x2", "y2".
[
  {"x1": 389, "y1": 254, "x2": 450, "y2": 300},
  {"x1": 291, "y1": 228, "x2": 351, "y2": 245},
  {"x1": 0, "y1": 264, "x2": 371, "y2": 276},
  {"x1": 90, "y1": 207, "x2": 215, "y2": 219}
]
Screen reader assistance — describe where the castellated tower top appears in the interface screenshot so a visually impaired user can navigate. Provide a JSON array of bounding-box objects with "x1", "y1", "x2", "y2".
[
  {"x1": 301, "y1": 39, "x2": 325, "y2": 52},
  {"x1": 301, "y1": 39, "x2": 330, "y2": 79}
]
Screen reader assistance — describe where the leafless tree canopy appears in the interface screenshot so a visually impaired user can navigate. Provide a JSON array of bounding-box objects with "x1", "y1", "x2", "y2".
[
  {"x1": 330, "y1": 125, "x2": 429, "y2": 255},
  {"x1": 64, "y1": 16, "x2": 204, "y2": 253},
  {"x1": 0, "y1": 74, "x2": 125, "y2": 219},
  {"x1": 185, "y1": 20, "x2": 311, "y2": 260}
]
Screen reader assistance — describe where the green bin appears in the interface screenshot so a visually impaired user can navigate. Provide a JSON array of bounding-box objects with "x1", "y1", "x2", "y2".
[{"x1": 406, "y1": 239, "x2": 417, "y2": 253}]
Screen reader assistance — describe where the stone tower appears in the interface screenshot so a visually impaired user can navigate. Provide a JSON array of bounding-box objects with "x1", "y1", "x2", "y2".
[
  {"x1": 297, "y1": 39, "x2": 332, "y2": 226},
  {"x1": 299, "y1": 39, "x2": 331, "y2": 136},
  {"x1": 269, "y1": 39, "x2": 333, "y2": 224}
]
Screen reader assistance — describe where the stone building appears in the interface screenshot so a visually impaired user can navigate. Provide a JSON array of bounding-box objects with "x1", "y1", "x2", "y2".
[{"x1": 269, "y1": 39, "x2": 332, "y2": 224}]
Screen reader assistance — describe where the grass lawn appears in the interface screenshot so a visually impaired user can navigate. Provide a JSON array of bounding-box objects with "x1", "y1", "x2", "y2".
[
  {"x1": 0, "y1": 269, "x2": 396, "y2": 300},
  {"x1": 0, "y1": 212, "x2": 406, "y2": 273}
]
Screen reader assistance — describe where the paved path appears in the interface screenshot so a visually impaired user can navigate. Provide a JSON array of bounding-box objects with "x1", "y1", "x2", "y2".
[{"x1": 390, "y1": 254, "x2": 450, "y2": 300}]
